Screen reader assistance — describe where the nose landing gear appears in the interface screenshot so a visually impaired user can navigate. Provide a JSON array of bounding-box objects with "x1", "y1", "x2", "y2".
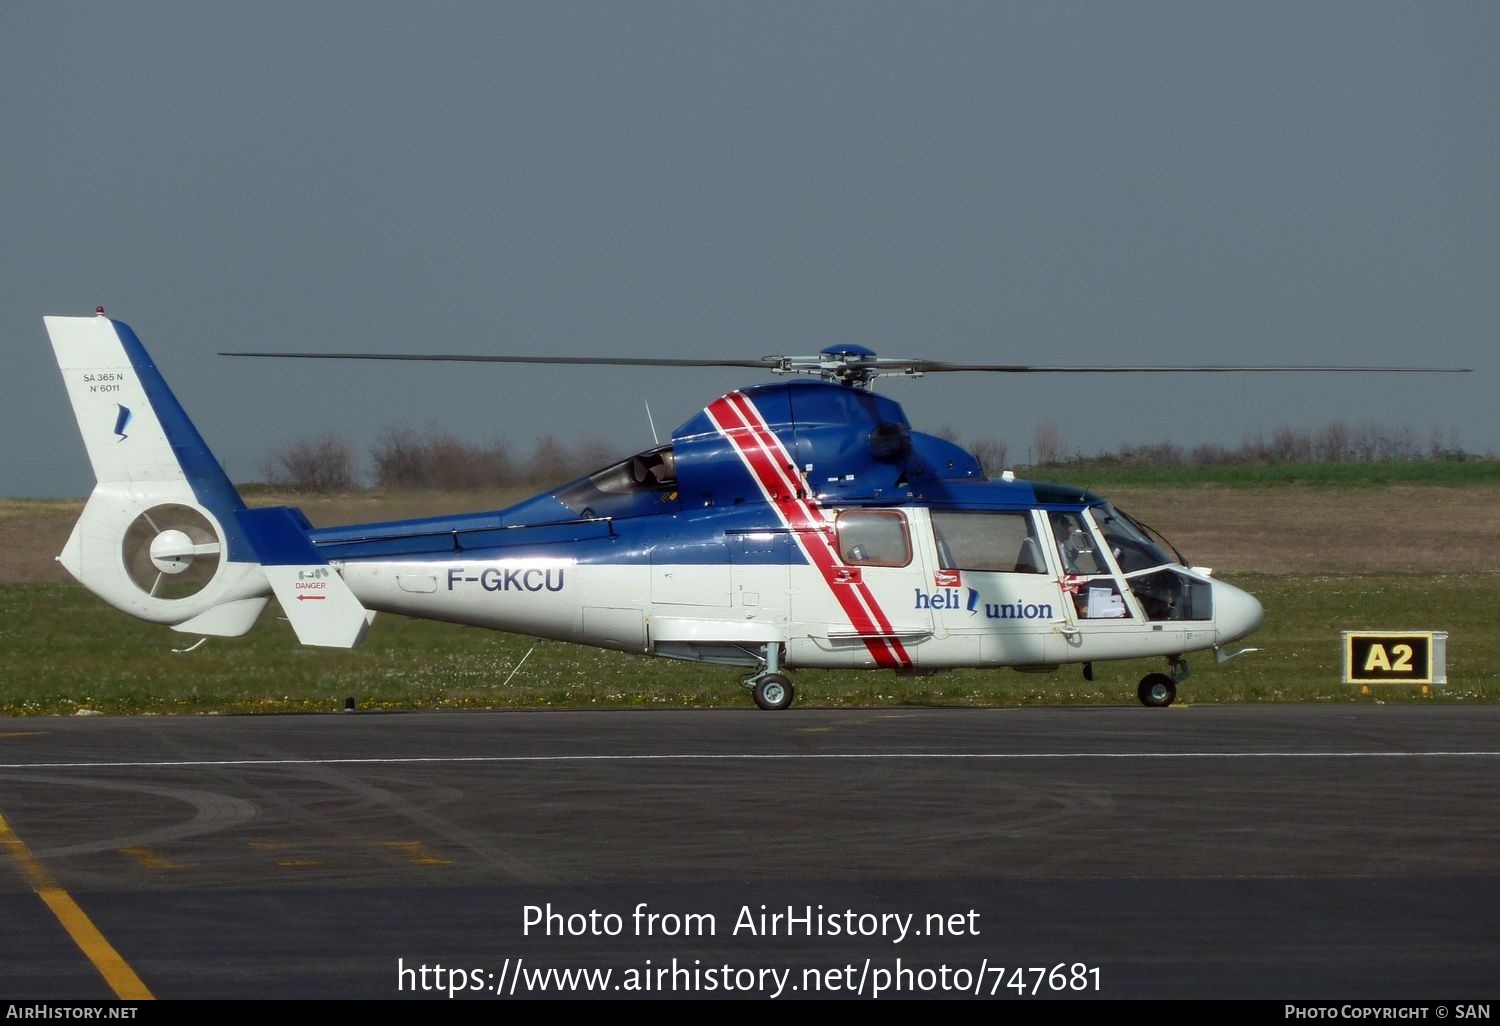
[
  {"x1": 1138, "y1": 656, "x2": 1190, "y2": 707},
  {"x1": 1137, "y1": 673, "x2": 1176, "y2": 707}
]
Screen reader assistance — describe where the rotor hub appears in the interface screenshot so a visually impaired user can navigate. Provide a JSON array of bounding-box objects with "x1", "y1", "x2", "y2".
[{"x1": 149, "y1": 529, "x2": 198, "y2": 574}]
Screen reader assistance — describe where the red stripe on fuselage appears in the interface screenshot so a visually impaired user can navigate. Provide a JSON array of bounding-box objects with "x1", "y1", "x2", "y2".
[{"x1": 705, "y1": 392, "x2": 911, "y2": 668}]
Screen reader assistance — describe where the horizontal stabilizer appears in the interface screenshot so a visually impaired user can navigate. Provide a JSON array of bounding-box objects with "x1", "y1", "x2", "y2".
[{"x1": 236, "y1": 506, "x2": 372, "y2": 648}]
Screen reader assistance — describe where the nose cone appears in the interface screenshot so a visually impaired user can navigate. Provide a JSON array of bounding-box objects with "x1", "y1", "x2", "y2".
[{"x1": 1214, "y1": 580, "x2": 1265, "y2": 644}]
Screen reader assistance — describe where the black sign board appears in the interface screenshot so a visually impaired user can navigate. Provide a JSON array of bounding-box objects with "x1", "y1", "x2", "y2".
[{"x1": 1343, "y1": 632, "x2": 1434, "y2": 684}]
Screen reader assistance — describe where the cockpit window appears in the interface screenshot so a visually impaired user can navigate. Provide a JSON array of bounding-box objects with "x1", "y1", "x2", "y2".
[
  {"x1": 1046, "y1": 511, "x2": 1108, "y2": 575},
  {"x1": 1128, "y1": 568, "x2": 1213, "y2": 621}
]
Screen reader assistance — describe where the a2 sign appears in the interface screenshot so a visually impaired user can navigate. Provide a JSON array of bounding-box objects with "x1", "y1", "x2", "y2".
[{"x1": 1342, "y1": 631, "x2": 1448, "y2": 686}]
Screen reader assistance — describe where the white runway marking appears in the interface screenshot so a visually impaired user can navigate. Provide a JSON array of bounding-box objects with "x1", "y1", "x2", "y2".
[{"x1": 1, "y1": 750, "x2": 1498, "y2": 770}]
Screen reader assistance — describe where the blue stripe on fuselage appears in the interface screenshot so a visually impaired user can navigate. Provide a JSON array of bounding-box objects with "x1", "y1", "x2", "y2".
[{"x1": 310, "y1": 502, "x2": 815, "y2": 567}]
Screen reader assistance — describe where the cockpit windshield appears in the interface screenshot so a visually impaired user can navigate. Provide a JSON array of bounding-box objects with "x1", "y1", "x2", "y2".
[
  {"x1": 1088, "y1": 502, "x2": 1178, "y2": 573},
  {"x1": 1069, "y1": 502, "x2": 1209, "y2": 622}
]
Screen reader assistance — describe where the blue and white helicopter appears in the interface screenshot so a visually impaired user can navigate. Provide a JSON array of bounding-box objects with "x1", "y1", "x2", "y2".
[{"x1": 47, "y1": 311, "x2": 1451, "y2": 709}]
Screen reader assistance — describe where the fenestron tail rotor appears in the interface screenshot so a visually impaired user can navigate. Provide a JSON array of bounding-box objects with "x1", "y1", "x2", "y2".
[{"x1": 121, "y1": 504, "x2": 224, "y2": 600}]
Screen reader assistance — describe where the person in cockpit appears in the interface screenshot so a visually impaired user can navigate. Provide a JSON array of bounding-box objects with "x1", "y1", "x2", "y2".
[{"x1": 1051, "y1": 513, "x2": 1096, "y2": 575}]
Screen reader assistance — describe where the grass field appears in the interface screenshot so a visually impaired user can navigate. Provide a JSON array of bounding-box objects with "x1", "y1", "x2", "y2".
[
  {"x1": 3, "y1": 471, "x2": 1498, "y2": 714},
  {"x1": 1025, "y1": 457, "x2": 1500, "y2": 488}
]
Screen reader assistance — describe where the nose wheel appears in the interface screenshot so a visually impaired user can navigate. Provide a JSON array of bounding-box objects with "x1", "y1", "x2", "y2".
[
  {"x1": 1137, "y1": 672, "x2": 1177, "y2": 707},
  {"x1": 1138, "y1": 655, "x2": 1191, "y2": 708}
]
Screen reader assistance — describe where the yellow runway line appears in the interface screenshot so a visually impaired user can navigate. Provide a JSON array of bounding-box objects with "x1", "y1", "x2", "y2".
[{"x1": 0, "y1": 808, "x2": 154, "y2": 1000}]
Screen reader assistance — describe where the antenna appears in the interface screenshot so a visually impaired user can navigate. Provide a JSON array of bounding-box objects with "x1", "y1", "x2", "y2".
[{"x1": 645, "y1": 400, "x2": 660, "y2": 445}]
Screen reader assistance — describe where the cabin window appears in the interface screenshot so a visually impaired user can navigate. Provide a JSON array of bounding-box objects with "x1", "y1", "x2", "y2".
[
  {"x1": 835, "y1": 510, "x2": 911, "y2": 567},
  {"x1": 930, "y1": 511, "x2": 1046, "y2": 574}
]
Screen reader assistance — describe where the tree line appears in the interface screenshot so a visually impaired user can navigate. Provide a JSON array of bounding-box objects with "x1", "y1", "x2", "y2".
[{"x1": 262, "y1": 420, "x2": 1478, "y2": 494}]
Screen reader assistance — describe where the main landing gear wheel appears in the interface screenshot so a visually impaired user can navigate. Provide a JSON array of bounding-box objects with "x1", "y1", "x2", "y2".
[
  {"x1": 1138, "y1": 673, "x2": 1176, "y2": 708},
  {"x1": 753, "y1": 673, "x2": 795, "y2": 711}
]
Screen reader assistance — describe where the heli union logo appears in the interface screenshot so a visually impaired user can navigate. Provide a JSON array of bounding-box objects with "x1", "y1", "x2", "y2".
[
  {"x1": 113, "y1": 404, "x2": 132, "y2": 441},
  {"x1": 913, "y1": 588, "x2": 1052, "y2": 620}
]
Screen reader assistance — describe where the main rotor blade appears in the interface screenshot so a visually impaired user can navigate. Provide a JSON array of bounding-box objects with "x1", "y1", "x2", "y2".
[
  {"x1": 220, "y1": 351, "x2": 1471, "y2": 374},
  {"x1": 219, "y1": 352, "x2": 781, "y2": 368},
  {"x1": 903, "y1": 361, "x2": 1472, "y2": 373}
]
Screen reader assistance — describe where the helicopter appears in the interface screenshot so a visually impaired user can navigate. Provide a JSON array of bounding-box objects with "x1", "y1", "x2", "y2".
[{"x1": 42, "y1": 311, "x2": 1466, "y2": 709}]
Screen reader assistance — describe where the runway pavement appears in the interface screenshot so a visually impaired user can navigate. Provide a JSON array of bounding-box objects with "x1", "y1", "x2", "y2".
[{"x1": 0, "y1": 705, "x2": 1496, "y2": 1000}]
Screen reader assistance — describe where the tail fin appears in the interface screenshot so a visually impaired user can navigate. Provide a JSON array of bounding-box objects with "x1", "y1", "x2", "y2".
[{"x1": 45, "y1": 312, "x2": 370, "y2": 647}]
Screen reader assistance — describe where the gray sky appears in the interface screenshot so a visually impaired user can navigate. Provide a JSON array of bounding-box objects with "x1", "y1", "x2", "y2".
[{"x1": 4, "y1": 1, "x2": 1495, "y2": 499}]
